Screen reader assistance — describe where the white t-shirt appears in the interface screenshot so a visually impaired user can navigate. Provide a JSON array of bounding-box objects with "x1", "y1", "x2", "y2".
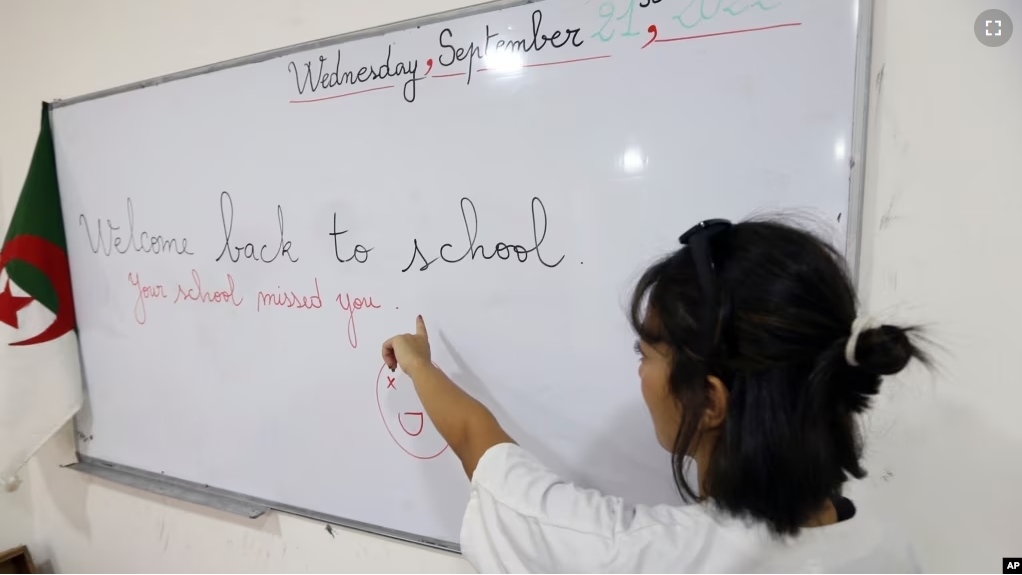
[{"x1": 461, "y1": 443, "x2": 919, "y2": 573}]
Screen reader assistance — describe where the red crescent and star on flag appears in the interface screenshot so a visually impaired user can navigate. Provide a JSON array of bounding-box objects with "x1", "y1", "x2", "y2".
[{"x1": 0, "y1": 234, "x2": 76, "y2": 346}]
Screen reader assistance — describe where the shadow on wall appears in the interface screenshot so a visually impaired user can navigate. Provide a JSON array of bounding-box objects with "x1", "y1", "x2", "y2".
[
  {"x1": 441, "y1": 330, "x2": 678, "y2": 508},
  {"x1": 578, "y1": 401, "x2": 680, "y2": 507},
  {"x1": 30, "y1": 421, "x2": 285, "y2": 572},
  {"x1": 438, "y1": 330, "x2": 568, "y2": 472},
  {"x1": 0, "y1": 456, "x2": 36, "y2": 564},
  {"x1": 848, "y1": 392, "x2": 1022, "y2": 572},
  {"x1": 34, "y1": 423, "x2": 89, "y2": 541}
]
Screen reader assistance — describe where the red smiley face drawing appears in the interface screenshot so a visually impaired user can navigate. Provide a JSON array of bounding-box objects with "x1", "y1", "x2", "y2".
[{"x1": 375, "y1": 363, "x2": 449, "y2": 459}]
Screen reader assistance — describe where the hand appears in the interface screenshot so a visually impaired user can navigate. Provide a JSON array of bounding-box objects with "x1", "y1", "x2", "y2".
[{"x1": 382, "y1": 315, "x2": 432, "y2": 376}]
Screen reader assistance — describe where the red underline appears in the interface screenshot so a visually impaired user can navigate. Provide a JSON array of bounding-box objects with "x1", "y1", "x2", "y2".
[
  {"x1": 432, "y1": 72, "x2": 467, "y2": 78},
  {"x1": 289, "y1": 85, "x2": 394, "y2": 104},
  {"x1": 477, "y1": 54, "x2": 611, "y2": 73},
  {"x1": 656, "y1": 22, "x2": 802, "y2": 43}
]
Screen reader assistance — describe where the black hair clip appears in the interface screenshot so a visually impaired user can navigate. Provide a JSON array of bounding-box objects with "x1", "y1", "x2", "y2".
[
  {"x1": 678, "y1": 219, "x2": 732, "y2": 359},
  {"x1": 679, "y1": 218, "x2": 732, "y2": 247}
]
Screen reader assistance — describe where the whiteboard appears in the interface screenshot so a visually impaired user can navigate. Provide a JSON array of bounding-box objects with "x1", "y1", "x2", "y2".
[{"x1": 52, "y1": 0, "x2": 866, "y2": 548}]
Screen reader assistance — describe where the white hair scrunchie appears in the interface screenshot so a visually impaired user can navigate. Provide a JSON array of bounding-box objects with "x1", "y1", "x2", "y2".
[{"x1": 845, "y1": 316, "x2": 880, "y2": 367}]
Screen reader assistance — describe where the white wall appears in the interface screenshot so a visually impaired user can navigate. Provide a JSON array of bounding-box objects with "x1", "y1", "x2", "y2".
[
  {"x1": 1, "y1": 0, "x2": 1019, "y2": 572},
  {"x1": 851, "y1": 0, "x2": 1022, "y2": 571}
]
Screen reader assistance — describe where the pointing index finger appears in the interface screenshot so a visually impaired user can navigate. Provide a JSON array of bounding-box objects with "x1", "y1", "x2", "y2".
[
  {"x1": 416, "y1": 315, "x2": 427, "y2": 338},
  {"x1": 382, "y1": 337, "x2": 397, "y2": 371}
]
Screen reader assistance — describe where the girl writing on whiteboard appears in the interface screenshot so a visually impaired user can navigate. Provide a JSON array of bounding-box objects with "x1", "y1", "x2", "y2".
[{"x1": 382, "y1": 218, "x2": 926, "y2": 573}]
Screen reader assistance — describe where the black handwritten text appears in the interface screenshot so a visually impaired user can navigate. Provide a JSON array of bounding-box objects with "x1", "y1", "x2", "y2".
[
  {"x1": 80, "y1": 198, "x2": 193, "y2": 257},
  {"x1": 402, "y1": 197, "x2": 564, "y2": 272},
  {"x1": 216, "y1": 191, "x2": 299, "y2": 264},
  {"x1": 438, "y1": 9, "x2": 585, "y2": 83}
]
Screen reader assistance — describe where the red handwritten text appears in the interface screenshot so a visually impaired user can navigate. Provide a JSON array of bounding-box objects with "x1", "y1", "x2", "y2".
[
  {"x1": 127, "y1": 272, "x2": 168, "y2": 325},
  {"x1": 173, "y1": 270, "x2": 244, "y2": 307},
  {"x1": 398, "y1": 412, "x2": 424, "y2": 437},
  {"x1": 336, "y1": 292, "x2": 381, "y2": 349},
  {"x1": 257, "y1": 278, "x2": 324, "y2": 312}
]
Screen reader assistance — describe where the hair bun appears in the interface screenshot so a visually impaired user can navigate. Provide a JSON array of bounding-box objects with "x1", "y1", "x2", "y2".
[{"x1": 850, "y1": 324, "x2": 919, "y2": 376}]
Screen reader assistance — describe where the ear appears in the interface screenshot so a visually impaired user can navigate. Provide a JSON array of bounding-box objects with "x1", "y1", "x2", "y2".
[{"x1": 700, "y1": 376, "x2": 730, "y2": 430}]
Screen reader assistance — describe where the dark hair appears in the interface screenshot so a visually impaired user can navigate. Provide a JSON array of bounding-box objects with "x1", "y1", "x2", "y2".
[{"x1": 630, "y1": 219, "x2": 927, "y2": 535}]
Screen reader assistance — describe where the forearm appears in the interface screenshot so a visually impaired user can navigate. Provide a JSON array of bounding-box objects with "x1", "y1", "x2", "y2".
[{"x1": 407, "y1": 364, "x2": 514, "y2": 478}]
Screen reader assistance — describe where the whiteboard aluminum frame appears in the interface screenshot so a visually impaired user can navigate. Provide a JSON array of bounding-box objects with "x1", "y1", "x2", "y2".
[
  {"x1": 68, "y1": 455, "x2": 456, "y2": 552},
  {"x1": 55, "y1": 0, "x2": 874, "y2": 553},
  {"x1": 845, "y1": 0, "x2": 874, "y2": 284}
]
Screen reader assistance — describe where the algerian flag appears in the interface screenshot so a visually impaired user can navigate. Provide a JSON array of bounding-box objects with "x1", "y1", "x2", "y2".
[{"x1": 0, "y1": 103, "x2": 82, "y2": 490}]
